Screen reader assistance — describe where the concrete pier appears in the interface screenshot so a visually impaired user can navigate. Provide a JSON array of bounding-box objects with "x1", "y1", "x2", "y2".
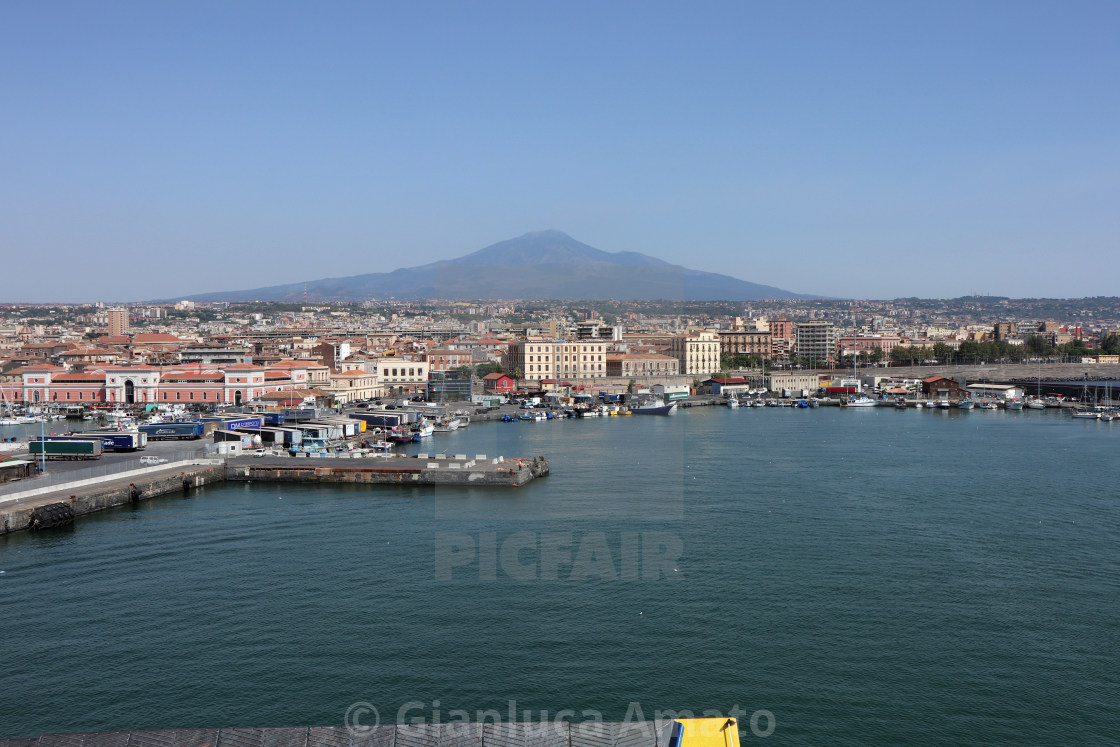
[
  {"x1": 1, "y1": 721, "x2": 680, "y2": 747},
  {"x1": 226, "y1": 453, "x2": 549, "y2": 488},
  {"x1": 0, "y1": 462, "x2": 225, "y2": 535},
  {"x1": 0, "y1": 454, "x2": 549, "y2": 535}
]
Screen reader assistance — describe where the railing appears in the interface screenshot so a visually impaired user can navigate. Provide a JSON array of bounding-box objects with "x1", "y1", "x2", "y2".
[{"x1": 0, "y1": 445, "x2": 219, "y2": 499}]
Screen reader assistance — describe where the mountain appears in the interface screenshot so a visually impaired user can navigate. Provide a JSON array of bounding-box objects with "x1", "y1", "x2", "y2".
[{"x1": 180, "y1": 231, "x2": 821, "y2": 302}]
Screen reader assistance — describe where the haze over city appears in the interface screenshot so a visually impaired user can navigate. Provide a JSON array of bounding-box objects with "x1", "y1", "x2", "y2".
[{"x1": 3, "y1": 1, "x2": 1118, "y2": 302}]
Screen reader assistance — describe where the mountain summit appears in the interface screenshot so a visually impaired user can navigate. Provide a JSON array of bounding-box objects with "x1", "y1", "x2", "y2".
[
  {"x1": 183, "y1": 231, "x2": 820, "y2": 301},
  {"x1": 449, "y1": 230, "x2": 670, "y2": 268}
]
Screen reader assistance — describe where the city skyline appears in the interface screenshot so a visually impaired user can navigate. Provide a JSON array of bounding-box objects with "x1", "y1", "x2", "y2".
[{"x1": 3, "y1": 1, "x2": 1118, "y2": 302}]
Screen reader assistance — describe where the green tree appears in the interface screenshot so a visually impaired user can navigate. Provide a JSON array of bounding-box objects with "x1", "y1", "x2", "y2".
[{"x1": 474, "y1": 361, "x2": 504, "y2": 377}]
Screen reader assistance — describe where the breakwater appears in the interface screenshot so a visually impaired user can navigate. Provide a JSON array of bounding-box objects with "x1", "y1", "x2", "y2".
[
  {"x1": 0, "y1": 462, "x2": 224, "y2": 535},
  {"x1": 227, "y1": 453, "x2": 548, "y2": 488},
  {"x1": 2, "y1": 721, "x2": 691, "y2": 746},
  {"x1": 0, "y1": 454, "x2": 548, "y2": 535}
]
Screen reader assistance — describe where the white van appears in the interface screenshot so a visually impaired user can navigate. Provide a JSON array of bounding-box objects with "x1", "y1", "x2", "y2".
[{"x1": 139, "y1": 456, "x2": 168, "y2": 466}]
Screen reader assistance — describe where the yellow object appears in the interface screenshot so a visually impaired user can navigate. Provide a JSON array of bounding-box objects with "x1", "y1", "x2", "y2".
[{"x1": 672, "y1": 718, "x2": 740, "y2": 747}]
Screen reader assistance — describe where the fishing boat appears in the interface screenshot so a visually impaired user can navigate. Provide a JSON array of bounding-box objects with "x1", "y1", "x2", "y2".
[
  {"x1": 726, "y1": 395, "x2": 740, "y2": 408},
  {"x1": 958, "y1": 398, "x2": 975, "y2": 410},
  {"x1": 432, "y1": 417, "x2": 461, "y2": 432},
  {"x1": 372, "y1": 440, "x2": 394, "y2": 451},
  {"x1": 845, "y1": 395, "x2": 877, "y2": 407},
  {"x1": 1004, "y1": 397, "x2": 1024, "y2": 411},
  {"x1": 977, "y1": 400, "x2": 998, "y2": 410},
  {"x1": 629, "y1": 397, "x2": 678, "y2": 415}
]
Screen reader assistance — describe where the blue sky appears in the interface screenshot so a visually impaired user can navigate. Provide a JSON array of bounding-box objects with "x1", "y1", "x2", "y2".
[{"x1": 3, "y1": 1, "x2": 1118, "y2": 302}]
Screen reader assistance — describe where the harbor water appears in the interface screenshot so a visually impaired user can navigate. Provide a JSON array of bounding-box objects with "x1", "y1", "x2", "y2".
[{"x1": 1, "y1": 406, "x2": 1118, "y2": 744}]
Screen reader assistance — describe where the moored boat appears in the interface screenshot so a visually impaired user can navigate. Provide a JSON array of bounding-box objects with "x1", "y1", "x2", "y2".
[{"x1": 629, "y1": 397, "x2": 677, "y2": 415}]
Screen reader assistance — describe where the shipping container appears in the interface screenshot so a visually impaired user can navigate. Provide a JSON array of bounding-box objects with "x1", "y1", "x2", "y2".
[
  {"x1": 140, "y1": 421, "x2": 205, "y2": 440},
  {"x1": 30, "y1": 439, "x2": 103, "y2": 460},
  {"x1": 280, "y1": 407, "x2": 319, "y2": 422},
  {"x1": 44, "y1": 431, "x2": 146, "y2": 451},
  {"x1": 352, "y1": 412, "x2": 406, "y2": 429},
  {"x1": 273, "y1": 427, "x2": 304, "y2": 446},
  {"x1": 202, "y1": 416, "x2": 264, "y2": 430}
]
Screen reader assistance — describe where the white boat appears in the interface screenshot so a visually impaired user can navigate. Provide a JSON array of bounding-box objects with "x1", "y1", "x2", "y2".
[
  {"x1": 977, "y1": 401, "x2": 998, "y2": 410},
  {"x1": 845, "y1": 395, "x2": 877, "y2": 407},
  {"x1": 1004, "y1": 397, "x2": 1023, "y2": 411},
  {"x1": 1025, "y1": 398, "x2": 1046, "y2": 410},
  {"x1": 958, "y1": 399, "x2": 975, "y2": 410},
  {"x1": 1071, "y1": 409, "x2": 1099, "y2": 419},
  {"x1": 629, "y1": 397, "x2": 678, "y2": 415},
  {"x1": 726, "y1": 396, "x2": 740, "y2": 408}
]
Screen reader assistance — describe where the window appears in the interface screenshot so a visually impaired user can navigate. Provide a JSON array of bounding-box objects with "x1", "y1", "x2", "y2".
[
  {"x1": 176, "y1": 392, "x2": 181, "y2": 400},
  {"x1": 163, "y1": 392, "x2": 167, "y2": 400},
  {"x1": 79, "y1": 392, "x2": 83, "y2": 400},
  {"x1": 203, "y1": 393, "x2": 207, "y2": 400},
  {"x1": 66, "y1": 392, "x2": 71, "y2": 400},
  {"x1": 190, "y1": 392, "x2": 194, "y2": 400}
]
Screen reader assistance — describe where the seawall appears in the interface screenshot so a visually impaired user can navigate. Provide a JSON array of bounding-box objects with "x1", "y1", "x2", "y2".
[
  {"x1": 0, "y1": 454, "x2": 548, "y2": 535},
  {"x1": 0, "y1": 463, "x2": 225, "y2": 535},
  {"x1": 1, "y1": 720, "x2": 692, "y2": 746}
]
